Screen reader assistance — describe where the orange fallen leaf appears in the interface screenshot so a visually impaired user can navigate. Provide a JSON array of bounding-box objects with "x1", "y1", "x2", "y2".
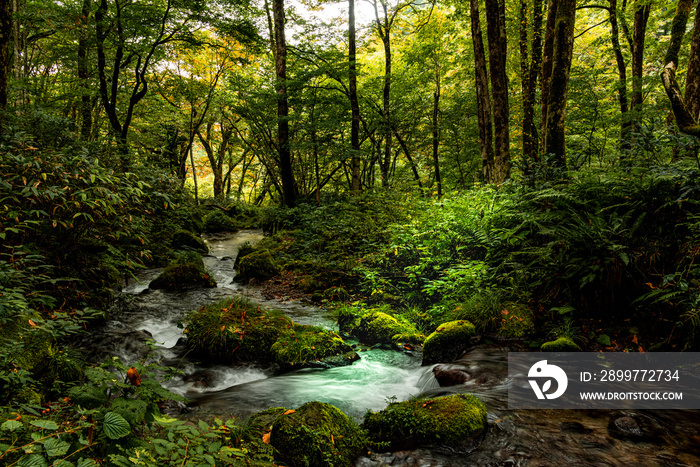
[
  {"x1": 262, "y1": 432, "x2": 271, "y2": 444},
  {"x1": 631, "y1": 335, "x2": 638, "y2": 344},
  {"x1": 126, "y1": 367, "x2": 141, "y2": 386},
  {"x1": 283, "y1": 409, "x2": 295, "y2": 415},
  {"x1": 28, "y1": 319, "x2": 37, "y2": 328},
  {"x1": 331, "y1": 434, "x2": 335, "y2": 445}
]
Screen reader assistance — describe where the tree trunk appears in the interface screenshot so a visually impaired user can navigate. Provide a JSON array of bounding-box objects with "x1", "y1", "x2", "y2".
[
  {"x1": 608, "y1": 0, "x2": 630, "y2": 147},
  {"x1": 543, "y1": 0, "x2": 576, "y2": 167},
  {"x1": 78, "y1": 0, "x2": 92, "y2": 140},
  {"x1": 685, "y1": 0, "x2": 700, "y2": 120},
  {"x1": 541, "y1": 0, "x2": 557, "y2": 145},
  {"x1": 379, "y1": 1, "x2": 392, "y2": 187},
  {"x1": 661, "y1": 0, "x2": 700, "y2": 136},
  {"x1": 349, "y1": 0, "x2": 361, "y2": 193},
  {"x1": 273, "y1": 0, "x2": 296, "y2": 207},
  {"x1": 0, "y1": 0, "x2": 10, "y2": 127},
  {"x1": 630, "y1": 1, "x2": 651, "y2": 113},
  {"x1": 432, "y1": 75, "x2": 441, "y2": 198},
  {"x1": 485, "y1": 0, "x2": 510, "y2": 183},
  {"x1": 521, "y1": 0, "x2": 544, "y2": 165},
  {"x1": 469, "y1": 0, "x2": 494, "y2": 182},
  {"x1": 190, "y1": 143, "x2": 199, "y2": 206}
]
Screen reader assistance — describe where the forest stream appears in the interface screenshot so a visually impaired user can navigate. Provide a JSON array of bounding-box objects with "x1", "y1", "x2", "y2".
[{"x1": 80, "y1": 231, "x2": 700, "y2": 467}]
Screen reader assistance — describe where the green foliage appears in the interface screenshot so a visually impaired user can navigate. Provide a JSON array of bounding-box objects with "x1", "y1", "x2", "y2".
[
  {"x1": 271, "y1": 326, "x2": 358, "y2": 371},
  {"x1": 362, "y1": 394, "x2": 486, "y2": 451},
  {"x1": 203, "y1": 209, "x2": 240, "y2": 232}
]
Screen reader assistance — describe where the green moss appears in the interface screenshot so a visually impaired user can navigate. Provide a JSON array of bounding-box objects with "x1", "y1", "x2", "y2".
[
  {"x1": 203, "y1": 210, "x2": 240, "y2": 233},
  {"x1": 271, "y1": 401, "x2": 366, "y2": 467},
  {"x1": 271, "y1": 326, "x2": 359, "y2": 371},
  {"x1": 541, "y1": 337, "x2": 581, "y2": 352},
  {"x1": 363, "y1": 394, "x2": 487, "y2": 451},
  {"x1": 171, "y1": 229, "x2": 208, "y2": 253},
  {"x1": 351, "y1": 311, "x2": 424, "y2": 346},
  {"x1": 422, "y1": 320, "x2": 476, "y2": 365},
  {"x1": 497, "y1": 303, "x2": 535, "y2": 338},
  {"x1": 237, "y1": 241, "x2": 256, "y2": 260},
  {"x1": 184, "y1": 297, "x2": 293, "y2": 364},
  {"x1": 149, "y1": 252, "x2": 216, "y2": 290},
  {"x1": 236, "y1": 249, "x2": 280, "y2": 282}
]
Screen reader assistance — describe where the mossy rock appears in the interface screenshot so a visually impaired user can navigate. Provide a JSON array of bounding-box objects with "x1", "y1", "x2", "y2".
[
  {"x1": 363, "y1": 394, "x2": 487, "y2": 451},
  {"x1": 422, "y1": 320, "x2": 476, "y2": 365},
  {"x1": 541, "y1": 337, "x2": 581, "y2": 352},
  {"x1": 237, "y1": 249, "x2": 280, "y2": 282},
  {"x1": 351, "y1": 311, "x2": 423, "y2": 346},
  {"x1": 171, "y1": 229, "x2": 208, "y2": 253},
  {"x1": 15, "y1": 388, "x2": 42, "y2": 406},
  {"x1": 271, "y1": 326, "x2": 359, "y2": 371},
  {"x1": 323, "y1": 286, "x2": 349, "y2": 301},
  {"x1": 149, "y1": 252, "x2": 216, "y2": 290},
  {"x1": 236, "y1": 241, "x2": 256, "y2": 260},
  {"x1": 497, "y1": 303, "x2": 535, "y2": 338},
  {"x1": 337, "y1": 308, "x2": 361, "y2": 334},
  {"x1": 294, "y1": 274, "x2": 325, "y2": 293},
  {"x1": 271, "y1": 401, "x2": 366, "y2": 467},
  {"x1": 184, "y1": 298, "x2": 293, "y2": 364},
  {"x1": 203, "y1": 209, "x2": 240, "y2": 233}
]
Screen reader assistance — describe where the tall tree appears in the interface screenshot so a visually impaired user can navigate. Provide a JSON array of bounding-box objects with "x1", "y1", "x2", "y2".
[
  {"x1": 349, "y1": 0, "x2": 361, "y2": 193},
  {"x1": 484, "y1": 0, "x2": 510, "y2": 183},
  {"x1": 630, "y1": 0, "x2": 651, "y2": 114},
  {"x1": 542, "y1": 0, "x2": 576, "y2": 166},
  {"x1": 520, "y1": 0, "x2": 544, "y2": 166},
  {"x1": 77, "y1": 0, "x2": 92, "y2": 139},
  {"x1": 273, "y1": 0, "x2": 296, "y2": 207},
  {"x1": 608, "y1": 0, "x2": 631, "y2": 146},
  {"x1": 469, "y1": 0, "x2": 494, "y2": 182}
]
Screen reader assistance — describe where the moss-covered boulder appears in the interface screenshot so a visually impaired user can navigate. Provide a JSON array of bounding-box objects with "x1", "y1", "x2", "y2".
[
  {"x1": 203, "y1": 209, "x2": 240, "y2": 233},
  {"x1": 236, "y1": 249, "x2": 280, "y2": 282},
  {"x1": 149, "y1": 252, "x2": 216, "y2": 290},
  {"x1": 271, "y1": 326, "x2": 359, "y2": 371},
  {"x1": 171, "y1": 229, "x2": 208, "y2": 253},
  {"x1": 497, "y1": 303, "x2": 535, "y2": 338},
  {"x1": 363, "y1": 394, "x2": 487, "y2": 451},
  {"x1": 271, "y1": 401, "x2": 366, "y2": 467},
  {"x1": 351, "y1": 311, "x2": 424, "y2": 346},
  {"x1": 184, "y1": 298, "x2": 358, "y2": 369},
  {"x1": 184, "y1": 297, "x2": 292, "y2": 364},
  {"x1": 541, "y1": 337, "x2": 581, "y2": 352},
  {"x1": 422, "y1": 320, "x2": 476, "y2": 365}
]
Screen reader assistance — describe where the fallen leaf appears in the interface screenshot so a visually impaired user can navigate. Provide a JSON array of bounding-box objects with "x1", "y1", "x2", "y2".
[
  {"x1": 28, "y1": 319, "x2": 37, "y2": 328},
  {"x1": 262, "y1": 432, "x2": 271, "y2": 444},
  {"x1": 127, "y1": 367, "x2": 141, "y2": 386},
  {"x1": 283, "y1": 409, "x2": 295, "y2": 415}
]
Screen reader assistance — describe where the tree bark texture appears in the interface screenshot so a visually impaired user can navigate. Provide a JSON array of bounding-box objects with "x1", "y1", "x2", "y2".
[
  {"x1": 273, "y1": 0, "x2": 296, "y2": 207},
  {"x1": 661, "y1": 0, "x2": 700, "y2": 136},
  {"x1": 485, "y1": 0, "x2": 510, "y2": 183},
  {"x1": 543, "y1": 0, "x2": 576, "y2": 166},
  {"x1": 630, "y1": 0, "x2": 651, "y2": 113},
  {"x1": 685, "y1": 0, "x2": 700, "y2": 120},
  {"x1": 470, "y1": 0, "x2": 495, "y2": 182},
  {"x1": 540, "y1": 0, "x2": 557, "y2": 144},
  {"x1": 78, "y1": 0, "x2": 92, "y2": 139}
]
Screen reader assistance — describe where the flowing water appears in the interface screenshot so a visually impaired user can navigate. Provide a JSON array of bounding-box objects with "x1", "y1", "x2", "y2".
[{"x1": 84, "y1": 230, "x2": 700, "y2": 466}]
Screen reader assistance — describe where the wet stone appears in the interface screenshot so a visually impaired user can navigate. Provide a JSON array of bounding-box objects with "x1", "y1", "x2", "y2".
[{"x1": 560, "y1": 421, "x2": 591, "y2": 434}]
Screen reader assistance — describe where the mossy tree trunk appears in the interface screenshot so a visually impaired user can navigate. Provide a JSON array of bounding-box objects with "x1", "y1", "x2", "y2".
[
  {"x1": 630, "y1": 1, "x2": 651, "y2": 117},
  {"x1": 485, "y1": 0, "x2": 510, "y2": 183},
  {"x1": 661, "y1": 0, "x2": 700, "y2": 137},
  {"x1": 543, "y1": 0, "x2": 576, "y2": 168},
  {"x1": 469, "y1": 0, "x2": 494, "y2": 182}
]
